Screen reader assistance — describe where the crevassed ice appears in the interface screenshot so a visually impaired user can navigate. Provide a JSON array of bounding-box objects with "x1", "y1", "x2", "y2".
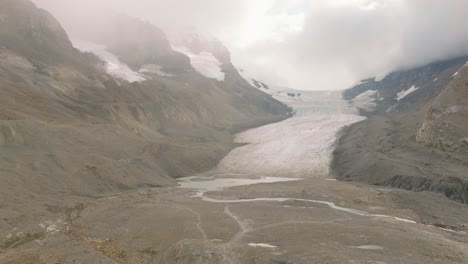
[
  {"x1": 72, "y1": 40, "x2": 147, "y2": 83},
  {"x1": 173, "y1": 46, "x2": 225, "y2": 81}
]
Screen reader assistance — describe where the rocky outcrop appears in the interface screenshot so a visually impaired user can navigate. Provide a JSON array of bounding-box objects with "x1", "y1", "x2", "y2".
[
  {"x1": 416, "y1": 64, "x2": 468, "y2": 152},
  {"x1": 383, "y1": 175, "x2": 468, "y2": 204}
]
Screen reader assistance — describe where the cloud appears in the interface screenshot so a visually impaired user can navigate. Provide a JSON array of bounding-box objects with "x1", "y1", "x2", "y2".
[
  {"x1": 32, "y1": 0, "x2": 468, "y2": 90},
  {"x1": 233, "y1": 0, "x2": 468, "y2": 90},
  {"x1": 32, "y1": 0, "x2": 250, "y2": 40}
]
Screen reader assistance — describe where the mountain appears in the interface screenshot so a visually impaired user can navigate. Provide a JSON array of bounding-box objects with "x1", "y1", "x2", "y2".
[
  {"x1": 0, "y1": 0, "x2": 291, "y2": 243},
  {"x1": 95, "y1": 15, "x2": 192, "y2": 73},
  {"x1": 0, "y1": 0, "x2": 97, "y2": 68},
  {"x1": 343, "y1": 56, "x2": 468, "y2": 115},
  {"x1": 333, "y1": 56, "x2": 468, "y2": 205}
]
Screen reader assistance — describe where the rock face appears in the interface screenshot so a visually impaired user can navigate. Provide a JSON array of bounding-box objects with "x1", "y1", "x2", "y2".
[
  {"x1": 333, "y1": 56, "x2": 468, "y2": 204},
  {"x1": 0, "y1": 0, "x2": 78, "y2": 64},
  {"x1": 417, "y1": 65, "x2": 468, "y2": 152},
  {"x1": 0, "y1": 0, "x2": 290, "y2": 221}
]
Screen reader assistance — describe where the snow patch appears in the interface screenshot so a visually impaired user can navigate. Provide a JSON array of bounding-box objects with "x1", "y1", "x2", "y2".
[
  {"x1": 452, "y1": 71, "x2": 459, "y2": 77},
  {"x1": 173, "y1": 46, "x2": 225, "y2": 81},
  {"x1": 352, "y1": 90, "x2": 377, "y2": 111},
  {"x1": 355, "y1": 245, "x2": 384, "y2": 250},
  {"x1": 350, "y1": 79, "x2": 370, "y2": 88},
  {"x1": 39, "y1": 220, "x2": 66, "y2": 234},
  {"x1": 248, "y1": 243, "x2": 278, "y2": 249},
  {"x1": 396, "y1": 85, "x2": 419, "y2": 101},
  {"x1": 139, "y1": 64, "x2": 173, "y2": 77},
  {"x1": 73, "y1": 41, "x2": 147, "y2": 83},
  {"x1": 433, "y1": 78, "x2": 438, "y2": 82}
]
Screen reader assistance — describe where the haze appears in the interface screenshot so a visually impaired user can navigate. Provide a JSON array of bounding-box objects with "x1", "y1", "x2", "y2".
[{"x1": 33, "y1": 0, "x2": 468, "y2": 90}]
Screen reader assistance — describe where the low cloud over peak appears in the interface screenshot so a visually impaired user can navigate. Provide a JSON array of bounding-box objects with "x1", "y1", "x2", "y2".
[{"x1": 33, "y1": 0, "x2": 468, "y2": 90}]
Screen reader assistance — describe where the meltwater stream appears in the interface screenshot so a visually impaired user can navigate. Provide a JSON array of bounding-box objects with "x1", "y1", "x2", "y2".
[{"x1": 178, "y1": 175, "x2": 417, "y2": 224}]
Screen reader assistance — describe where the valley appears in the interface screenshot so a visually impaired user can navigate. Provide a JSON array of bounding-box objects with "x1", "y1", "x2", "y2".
[
  {"x1": 1, "y1": 1, "x2": 468, "y2": 263},
  {"x1": 3, "y1": 91, "x2": 467, "y2": 264}
]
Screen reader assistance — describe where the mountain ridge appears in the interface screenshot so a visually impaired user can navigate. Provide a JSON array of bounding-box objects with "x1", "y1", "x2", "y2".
[
  {"x1": 333, "y1": 55, "x2": 468, "y2": 205},
  {"x1": 0, "y1": 0, "x2": 291, "y2": 243}
]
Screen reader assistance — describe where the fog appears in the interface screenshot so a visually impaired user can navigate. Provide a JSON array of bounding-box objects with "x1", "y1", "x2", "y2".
[{"x1": 32, "y1": 0, "x2": 468, "y2": 90}]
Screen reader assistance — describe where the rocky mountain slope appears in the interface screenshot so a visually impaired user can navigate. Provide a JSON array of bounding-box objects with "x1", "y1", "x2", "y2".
[
  {"x1": 333, "y1": 56, "x2": 468, "y2": 204},
  {"x1": 0, "y1": 0, "x2": 290, "y2": 237},
  {"x1": 417, "y1": 64, "x2": 468, "y2": 152}
]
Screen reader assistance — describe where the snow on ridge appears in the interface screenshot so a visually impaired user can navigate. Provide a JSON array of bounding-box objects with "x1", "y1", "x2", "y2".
[
  {"x1": 396, "y1": 85, "x2": 419, "y2": 101},
  {"x1": 73, "y1": 40, "x2": 147, "y2": 83},
  {"x1": 173, "y1": 46, "x2": 225, "y2": 81},
  {"x1": 350, "y1": 79, "x2": 369, "y2": 88},
  {"x1": 238, "y1": 68, "x2": 257, "y2": 88},
  {"x1": 375, "y1": 73, "x2": 388, "y2": 82},
  {"x1": 238, "y1": 68, "x2": 270, "y2": 89},
  {"x1": 452, "y1": 62, "x2": 468, "y2": 77},
  {"x1": 139, "y1": 64, "x2": 173, "y2": 77}
]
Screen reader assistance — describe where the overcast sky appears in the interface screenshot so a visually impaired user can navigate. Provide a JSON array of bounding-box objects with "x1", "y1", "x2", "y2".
[{"x1": 33, "y1": 0, "x2": 468, "y2": 90}]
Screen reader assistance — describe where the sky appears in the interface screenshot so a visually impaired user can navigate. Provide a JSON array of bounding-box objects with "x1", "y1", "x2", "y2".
[{"x1": 32, "y1": 0, "x2": 468, "y2": 90}]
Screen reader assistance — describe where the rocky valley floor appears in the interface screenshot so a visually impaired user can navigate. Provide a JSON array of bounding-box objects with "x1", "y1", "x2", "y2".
[{"x1": 2, "y1": 91, "x2": 468, "y2": 264}]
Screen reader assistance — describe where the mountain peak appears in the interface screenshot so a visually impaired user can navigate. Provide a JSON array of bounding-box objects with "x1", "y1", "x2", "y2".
[
  {"x1": 97, "y1": 15, "x2": 191, "y2": 73},
  {"x1": 0, "y1": 0, "x2": 74, "y2": 63}
]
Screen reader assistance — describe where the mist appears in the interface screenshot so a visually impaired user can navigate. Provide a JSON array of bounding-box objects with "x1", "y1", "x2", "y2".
[{"x1": 32, "y1": 0, "x2": 468, "y2": 90}]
